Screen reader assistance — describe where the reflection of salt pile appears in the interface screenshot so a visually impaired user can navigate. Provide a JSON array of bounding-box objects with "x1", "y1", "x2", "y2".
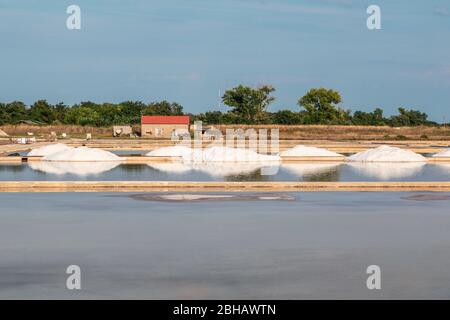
[
  {"x1": 148, "y1": 162, "x2": 193, "y2": 174},
  {"x1": 346, "y1": 162, "x2": 425, "y2": 180},
  {"x1": 43, "y1": 146, "x2": 121, "y2": 162},
  {"x1": 29, "y1": 161, "x2": 120, "y2": 176},
  {"x1": 148, "y1": 162, "x2": 279, "y2": 177},
  {"x1": 193, "y1": 162, "x2": 278, "y2": 176},
  {"x1": 28, "y1": 143, "x2": 73, "y2": 156},
  {"x1": 433, "y1": 149, "x2": 450, "y2": 157},
  {"x1": 347, "y1": 145, "x2": 426, "y2": 162},
  {"x1": 281, "y1": 163, "x2": 340, "y2": 176},
  {"x1": 280, "y1": 145, "x2": 342, "y2": 157},
  {"x1": 434, "y1": 164, "x2": 450, "y2": 174}
]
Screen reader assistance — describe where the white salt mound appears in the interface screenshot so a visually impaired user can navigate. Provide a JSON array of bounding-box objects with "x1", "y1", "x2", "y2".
[
  {"x1": 146, "y1": 146, "x2": 194, "y2": 158},
  {"x1": 280, "y1": 145, "x2": 343, "y2": 157},
  {"x1": 146, "y1": 146, "x2": 281, "y2": 163},
  {"x1": 43, "y1": 146, "x2": 121, "y2": 162},
  {"x1": 433, "y1": 149, "x2": 450, "y2": 157},
  {"x1": 28, "y1": 143, "x2": 73, "y2": 157},
  {"x1": 192, "y1": 146, "x2": 281, "y2": 163},
  {"x1": 347, "y1": 145, "x2": 426, "y2": 162}
]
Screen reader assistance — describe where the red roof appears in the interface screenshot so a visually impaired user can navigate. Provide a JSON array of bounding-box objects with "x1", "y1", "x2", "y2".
[{"x1": 141, "y1": 115, "x2": 190, "y2": 125}]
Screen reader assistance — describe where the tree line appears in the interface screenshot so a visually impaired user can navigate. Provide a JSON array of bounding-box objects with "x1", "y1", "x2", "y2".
[{"x1": 0, "y1": 86, "x2": 436, "y2": 127}]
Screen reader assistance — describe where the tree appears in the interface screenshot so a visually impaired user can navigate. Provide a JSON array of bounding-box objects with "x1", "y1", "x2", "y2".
[
  {"x1": 272, "y1": 110, "x2": 304, "y2": 125},
  {"x1": 389, "y1": 107, "x2": 430, "y2": 126},
  {"x1": 29, "y1": 100, "x2": 56, "y2": 124},
  {"x1": 143, "y1": 101, "x2": 184, "y2": 116},
  {"x1": 54, "y1": 102, "x2": 68, "y2": 123},
  {"x1": 298, "y1": 88, "x2": 350, "y2": 124},
  {"x1": 352, "y1": 108, "x2": 385, "y2": 125},
  {"x1": 3, "y1": 101, "x2": 27, "y2": 124},
  {"x1": 64, "y1": 105, "x2": 100, "y2": 126},
  {"x1": 222, "y1": 85, "x2": 275, "y2": 123},
  {"x1": 120, "y1": 101, "x2": 146, "y2": 124}
]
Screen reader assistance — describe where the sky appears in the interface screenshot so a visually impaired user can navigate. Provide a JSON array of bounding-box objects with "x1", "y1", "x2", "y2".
[{"x1": 0, "y1": 0, "x2": 450, "y2": 121}]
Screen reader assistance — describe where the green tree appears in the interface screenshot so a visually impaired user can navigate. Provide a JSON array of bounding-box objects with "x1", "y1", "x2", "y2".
[
  {"x1": 64, "y1": 105, "x2": 100, "y2": 126},
  {"x1": 54, "y1": 102, "x2": 68, "y2": 123},
  {"x1": 3, "y1": 101, "x2": 27, "y2": 124},
  {"x1": 389, "y1": 107, "x2": 430, "y2": 126},
  {"x1": 298, "y1": 88, "x2": 350, "y2": 124},
  {"x1": 352, "y1": 108, "x2": 385, "y2": 125},
  {"x1": 272, "y1": 110, "x2": 304, "y2": 125},
  {"x1": 143, "y1": 101, "x2": 184, "y2": 116},
  {"x1": 222, "y1": 85, "x2": 275, "y2": 123},
  {"x1": 120, "y1": 101, "x2": 146, "y2": 124},
  {"x1": 29, "y1": 100, "x2": 56, "y2": 124}
]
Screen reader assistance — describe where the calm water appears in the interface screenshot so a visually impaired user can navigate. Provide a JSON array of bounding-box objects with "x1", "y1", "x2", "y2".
[
  {"x1": 0, "y1": 192, "x2": 450, "y2": 299},
  {"x1": 1, "y1": 162, "x2": 450, "y2": 181}
]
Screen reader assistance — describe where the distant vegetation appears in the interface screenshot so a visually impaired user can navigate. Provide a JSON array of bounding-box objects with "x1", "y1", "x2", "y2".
[{"x1": 0, "y1": 86, "x2": 438, "y2": 127}]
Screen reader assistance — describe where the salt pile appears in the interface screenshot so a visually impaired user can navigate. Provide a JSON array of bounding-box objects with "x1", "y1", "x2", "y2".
[
  {"x1": 27, "y1": 143, "x2": 73, "y2": 156},
  {"x1": 347, "y1": 145, "x2": 426, "y2": 162},
  {"x1": 346, "y1": 162, "x2": 425, "y2": 180},
  {"x1": 196, "y1": 146, "x2": 280, "y2": 163},
  {"x1": 146, "y1": 146, "x2": 194, "y2": 158},
  {"x1": 43, "y1": 146, "x2": 121, "y2": 162},
  {"x1": 433, "y1": 149, "x2": 450, "y2": 157},
  {"x1": 280, "y1": 145, "x2": 343, "y2": 157},
  {"x1": 29, "y1": 161, "x2": 120, "y2": 176},
  {"x1": 146, "y1": 146, "x2": 281, "y2": 163}
]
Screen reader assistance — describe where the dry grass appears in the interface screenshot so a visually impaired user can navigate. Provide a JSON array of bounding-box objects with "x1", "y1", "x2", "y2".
[
  {"x1": 215, "y1": 125, "x2": 450, "y2": 140},
  {"x1": 2, "y1": 124, "x2": 450, "y2": 141},
  {"x1": 0, "y1": 124, "x2": 111, "y2": 137}
]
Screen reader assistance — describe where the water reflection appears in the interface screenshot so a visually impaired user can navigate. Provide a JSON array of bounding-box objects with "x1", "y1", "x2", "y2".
[
  {"x1": 434, "y1": 164, "x2": 450, "y2": 175},
  {"x1": 28, "y1": 162, "x2": 120, "y2": 176},
  {"x1": 346, "y1": 162, "x2": 426, "y2": 180},
  {"x1": 148, "y1": 162, "x2": 279, "y2": 178},
  {"x1": 281, "y1": 163, "x2": 341, "y2": 181}
]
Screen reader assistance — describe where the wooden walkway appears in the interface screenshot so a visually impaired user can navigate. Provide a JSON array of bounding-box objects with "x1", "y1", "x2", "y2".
[{"x1": 1, "y1": 181, "x2": 450, "y2": 192}]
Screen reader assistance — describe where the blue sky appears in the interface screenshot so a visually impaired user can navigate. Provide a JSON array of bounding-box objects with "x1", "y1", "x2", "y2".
[{"x1": 1, "y1": 0, "x2": 449, "y2": 121}]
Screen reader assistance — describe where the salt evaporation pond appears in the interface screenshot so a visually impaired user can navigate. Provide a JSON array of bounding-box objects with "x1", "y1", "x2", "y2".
[
  {"x1": 2, "y1": 162, "x2": 450, "y2": 181},
  {"x1": 1, "y1": 191, "x2": 450, "y2": 299}
]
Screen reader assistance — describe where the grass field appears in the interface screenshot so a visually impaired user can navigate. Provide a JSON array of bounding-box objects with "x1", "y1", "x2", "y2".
[{"x1": 2, "y1": 124, "x2": 450, "y2": 140}]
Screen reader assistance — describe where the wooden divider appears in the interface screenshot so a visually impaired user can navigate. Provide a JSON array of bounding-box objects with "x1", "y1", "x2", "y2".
[
  {"x1": 2, "y1": 155, "x2": 450, "y2": 164},
  {"x1": 1, "y1": 181, "x2": 450, "y2": 192}
]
